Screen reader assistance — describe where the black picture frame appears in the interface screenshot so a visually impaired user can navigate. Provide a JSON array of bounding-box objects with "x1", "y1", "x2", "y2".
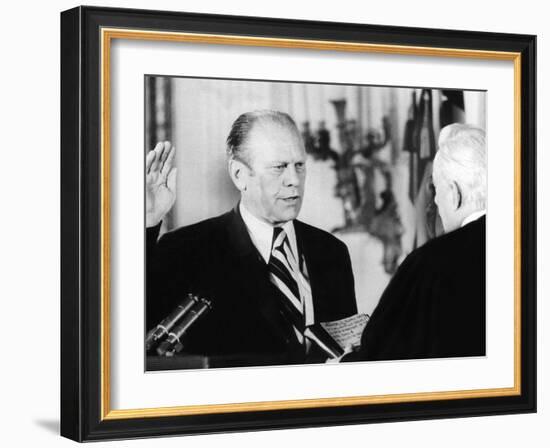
[{"x1": 60, "y1": 5, "x2": 536, "y2": 442}]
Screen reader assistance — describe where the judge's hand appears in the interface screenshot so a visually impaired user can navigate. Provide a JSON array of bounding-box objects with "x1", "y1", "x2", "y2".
[{"x1": 146, "y1": 141, "x2": 177, "y2": 227}]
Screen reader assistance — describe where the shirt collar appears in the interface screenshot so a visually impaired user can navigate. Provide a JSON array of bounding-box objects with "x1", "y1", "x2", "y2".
[
  {"x1": 239, "y1": 202, "x2": 298, "y2": 263},
  {"x1": 461, "y1": 209, "x2": 486, "y2": 228}
]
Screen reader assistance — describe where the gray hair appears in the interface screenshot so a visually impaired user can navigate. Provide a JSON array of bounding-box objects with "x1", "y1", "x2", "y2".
[
  {"x1": 226, "y1": 110, "x2": 300, "y2": 165},
  {"x1": 434, "y1": 123, "x2": 487, "y2": 209}
]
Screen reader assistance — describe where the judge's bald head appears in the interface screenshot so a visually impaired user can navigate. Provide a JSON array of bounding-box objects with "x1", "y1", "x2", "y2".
[{"x1": 433, "y1": 124, "x2": 487, "y2": 232}]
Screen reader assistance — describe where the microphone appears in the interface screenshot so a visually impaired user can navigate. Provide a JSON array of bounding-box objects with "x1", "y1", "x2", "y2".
[
  {"x1": 145, "y1": 294, "x2": 198, "y2": 351},
  {"x1": 156, "y1": 298, "x2": 212, "y2": 357}
]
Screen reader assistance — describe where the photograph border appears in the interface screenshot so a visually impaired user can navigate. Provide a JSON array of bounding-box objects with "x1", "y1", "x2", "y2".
[{"x1": 60, "y1": 5, "x2": 536, "y2": 441}]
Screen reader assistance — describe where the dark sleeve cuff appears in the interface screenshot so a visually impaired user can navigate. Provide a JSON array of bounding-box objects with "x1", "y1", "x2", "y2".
[{"x1": 146, "y1": 221, "x2": 162, "y2": 247}]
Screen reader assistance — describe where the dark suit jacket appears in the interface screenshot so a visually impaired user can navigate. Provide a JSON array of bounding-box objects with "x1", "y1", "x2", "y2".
[
  {"x1": 146, "y1": 205, "x2": 357, "y2": 367},
  {"x1": 349, "y1": 215, "x2": 485, "y2": 361}
]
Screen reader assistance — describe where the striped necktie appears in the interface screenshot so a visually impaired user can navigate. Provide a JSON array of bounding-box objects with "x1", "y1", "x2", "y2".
[
  {"x1": 268, "y1": 227, "x2": 345, "y2": 359},
  {"x1": 268, "y1": 227, "x2": 306, "y2": 335}
]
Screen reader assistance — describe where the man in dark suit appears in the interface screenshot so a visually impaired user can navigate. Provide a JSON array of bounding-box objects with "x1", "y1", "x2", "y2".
[
  {"x1": 146, "y1": 110, "x2": 357, "y2": 368},
  {"x1": 347, "y1": 123, "x2": 486, "y2": 361}
]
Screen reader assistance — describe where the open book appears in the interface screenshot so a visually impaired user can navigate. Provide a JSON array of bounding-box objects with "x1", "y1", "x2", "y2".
[{"x1": 305, "y1": 313, "x2": 369, "y2": 359}]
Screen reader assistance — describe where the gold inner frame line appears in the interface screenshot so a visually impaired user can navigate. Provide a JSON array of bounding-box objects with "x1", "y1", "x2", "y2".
[{"x1": 100, "y1": 27, "x2": 522, "y2": 421}]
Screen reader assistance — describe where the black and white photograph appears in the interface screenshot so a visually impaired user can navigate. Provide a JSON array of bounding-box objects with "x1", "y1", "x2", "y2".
[{"x1": 144, "y1": 76, "x2": 487, "y2": 371}]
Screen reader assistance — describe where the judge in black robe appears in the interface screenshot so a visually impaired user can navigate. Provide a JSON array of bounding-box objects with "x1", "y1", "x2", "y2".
[
  {"x1": 353, "y1": 215, "x2": 485, "y2": 361},
  {"x1": 347, "y1": 123, "x2": 487, "y2": 362}
]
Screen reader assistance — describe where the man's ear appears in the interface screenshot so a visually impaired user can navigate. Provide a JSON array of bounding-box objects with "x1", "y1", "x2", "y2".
[
  {"x1": 228, "y1": 158, "x2": 248, "y2": 192},
  {"x1": 450, "y1": 181, "x2": 463, "y2": 210}
]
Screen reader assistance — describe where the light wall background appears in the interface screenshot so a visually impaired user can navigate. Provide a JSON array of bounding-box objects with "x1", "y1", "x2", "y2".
[
  {"x1": 0, "y1": 0, "x2": 546, "y2": 447},
  {"x1": 168, "y1": 78, "x2": 485, "y2": 228}
]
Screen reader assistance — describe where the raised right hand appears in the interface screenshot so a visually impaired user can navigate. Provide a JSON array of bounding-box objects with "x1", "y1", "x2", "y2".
[{"x1": 146, "y1": 141, "x2": 177, "y2": 227}]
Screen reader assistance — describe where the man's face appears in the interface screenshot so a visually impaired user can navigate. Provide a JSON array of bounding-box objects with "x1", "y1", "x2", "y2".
[{"x1": 240, "y1": 123, "x2": 306, "y2": 226}]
